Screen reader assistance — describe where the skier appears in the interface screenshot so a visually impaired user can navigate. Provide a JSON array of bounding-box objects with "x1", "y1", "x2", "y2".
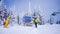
[
  {"x1": 4, "y1": 16, "x2": 10, "y2": 28},
  {"x1": 34, "y1": 17, "x2": 39, "y2": 28}
]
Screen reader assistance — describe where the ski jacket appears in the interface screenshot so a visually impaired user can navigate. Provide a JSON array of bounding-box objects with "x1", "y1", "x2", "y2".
[{"x1": 34, "y1": 18, "x2": 38, "y2": 24}]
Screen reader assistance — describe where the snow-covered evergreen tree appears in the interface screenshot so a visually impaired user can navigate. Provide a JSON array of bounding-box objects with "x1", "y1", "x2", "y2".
[
  {"x1": 9, "y1": 5, "x2": 17, "y2": 26},
  {"x1": 0, "y1": 0, "x2": 9, "y2": 26}
]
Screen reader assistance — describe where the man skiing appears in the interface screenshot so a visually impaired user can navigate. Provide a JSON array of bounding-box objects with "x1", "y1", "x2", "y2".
[{"x1": 34, "y1": 17, "x2": 39, "y2": 28}]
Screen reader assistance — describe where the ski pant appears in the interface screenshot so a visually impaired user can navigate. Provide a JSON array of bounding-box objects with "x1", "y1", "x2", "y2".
[{"x1": 35, "y1": 23, "x2": 37, "y2": 28}]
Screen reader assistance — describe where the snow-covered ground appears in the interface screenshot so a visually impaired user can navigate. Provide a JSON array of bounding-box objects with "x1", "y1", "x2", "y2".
[{"x1": 0, "y1": 24, "x2": 60, "y2": 34}]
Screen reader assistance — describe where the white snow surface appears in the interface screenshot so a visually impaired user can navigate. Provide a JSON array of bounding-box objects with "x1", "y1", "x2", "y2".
[{"x1": 0, "y1": 24, "x2": 60, "y2": 34}]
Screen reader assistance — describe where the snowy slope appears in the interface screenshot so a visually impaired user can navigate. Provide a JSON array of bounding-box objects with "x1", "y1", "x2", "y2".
[{"x1": 0, "y1": 24, "x2": 60, "y2": 34}]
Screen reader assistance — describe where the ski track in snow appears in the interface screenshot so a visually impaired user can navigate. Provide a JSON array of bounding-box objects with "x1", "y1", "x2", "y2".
[{"x1": 0, "y1": 24, "x2": 60, "y2": 34}]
